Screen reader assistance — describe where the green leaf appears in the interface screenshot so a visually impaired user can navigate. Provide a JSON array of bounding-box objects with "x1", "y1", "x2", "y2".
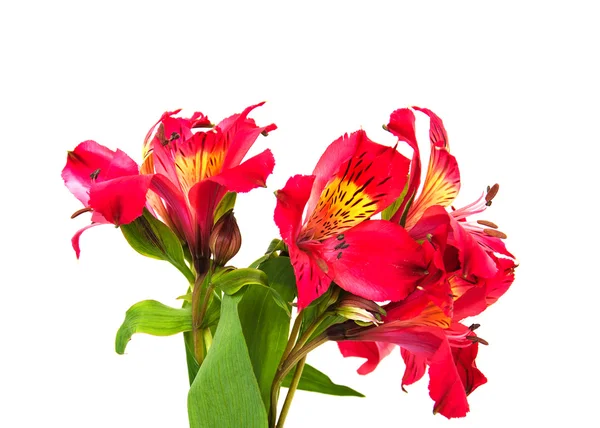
[
  {"x1": 213, "y1": 191, "x2": 237, "y2": 223},
  {"x1": 238, "y1": 257, "x2": 297, "y2": 413},
  {"x1": 115, "y1": 300, "x2": 192, "y2": 354},
  {"x1": 188, "y1": 293, "x2": 268, "y2": 428},
  {"x1": 381, "y1": 179, "x2": 410, "y2": 221},
  {"x1": 121, "y1": 209, "x2": 194, "y2": 283},
  {"x1": 281, "y1": 363, "x2": 364, "y2": 397},
  {"x1": 212, "y1": 268, "x2": 268, "y2": 295},
  {"x1": 248, "y1": 239, "x2": 286, "y2": 268}
]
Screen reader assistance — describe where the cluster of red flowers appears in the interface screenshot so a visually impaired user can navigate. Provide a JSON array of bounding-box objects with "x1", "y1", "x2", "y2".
[
  {"x1": 274, "y1": 107, "x2": 516, "y2": 418},
  {"x1": 63, "y1": 103, "x2": 516, "y2": 419}
]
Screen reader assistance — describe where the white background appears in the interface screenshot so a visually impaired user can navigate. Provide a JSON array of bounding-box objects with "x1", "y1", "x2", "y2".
[{"x1": 1, "y1": 1, "x2": 598, "y2": 427}]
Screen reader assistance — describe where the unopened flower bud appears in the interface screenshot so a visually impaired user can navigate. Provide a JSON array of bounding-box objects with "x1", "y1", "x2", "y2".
[
  {"x1": 209, "y1": 210, "x2": 241, "y2": 266},
  {"x1": 335, "y1": 294, "x2": 386, "y2": 326}
]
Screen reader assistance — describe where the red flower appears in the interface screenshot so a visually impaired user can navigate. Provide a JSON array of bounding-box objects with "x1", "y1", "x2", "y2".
[
  {"x1": 335, "y1": 294, "x2": 487, "y2": 418},
  {"x1": 333, "y1": 106, "x2": 517, "y2": 418},
  {"x1": 385, "y1": 107, "x2": 517, "y2": 316},
  {"x1": 140, "y1": 102, "x2": 276, "y2": 272},
  {"x1": 63, "y1": 103, "x2": 276, "y2": 267},
  {"x1": 62, "y1": 141, "x2": 152, "y2": 258},
  {"x1": 275, "y1": 130, "x2": 432, "y2": 309}
]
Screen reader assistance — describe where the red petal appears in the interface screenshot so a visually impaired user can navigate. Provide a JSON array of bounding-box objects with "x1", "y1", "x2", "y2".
[
  {"x1": 302, "y1": 131, "x2": 410, "y2": 241},
  {"x1": 289, "y1": 244, "x2": 332, "y2": 310},
  {"x1": 219, "y1": 102, "x2": 277, "y2": 169},
  {"x1": 210, "y1": 149, "x2": 275, "y2": 192},
  {"x1": 450, "y1": 217, "x2": 497, "y2": 278},
  {"x1": 274, "y1": 174, "x2": 316, "y2": 247},
  {"x1": 338, "y1": 341, "x2": 395, "y2": 375},
  {"x1": 405, "y1": 150, "x2": 460, "y2": 230},
  {"x1": 428, "y1": 339, "x2": 470, "y2": 418},
  {"x1": 62, "y1": 140, "x2": 120, "y2": 205},
  {"x1": 356, "y1": 325, "x2": 445, "y2": 356},
  {"x1": 88, "y1": 175, "x2": 152, "y2": 226},
  {"x1": 71, "y1": 223, "x2": 103, "y2": 258},
  {"x1": 314, "y1": 220, "x2": 427, "y2": 302},
  {"x1": 305, "y1": 132, "x2": 362, "y2": 215},
  {"x1": 189, "y1": 179, "x2": 226, "y2": 258},
  {"x1": 401, "y1": 348, "x2": 427, "y2": 389},
  {"x1": 387, "y1": 108, "x2": 422, "y2": 224},
  {"x1": 452, "y1": 341, "x2": 487, "y2": 397},
  {"x1": 413, "y1": 107, "x2": 449, "y2": 150},
  {"x1": 150, "y1": 174, "x2": 194, "y2": 246}
]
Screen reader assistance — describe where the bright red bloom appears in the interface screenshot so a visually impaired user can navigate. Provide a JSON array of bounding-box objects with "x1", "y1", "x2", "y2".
[
  {"x1": 140, "y1": 102, "x2": 276, "y2": 272},
  {"x1": 385, "y1": 107, "x2": 517, "y2": 315},
  {"x1": 63, "y1": 103, "x2": 275, "y2": 266},
  {"x1": 62, "y1": 141, "x2": 153, "y2": 258},
  {"x1": 334, "y1": 106, "x2": 517, "y2": 418},
  {"x1": 275, "y1": 130, "x2": 434, "y2": 309},
  {"x1": 336, "y1": 294, "x2": 487, "y2": 418}
]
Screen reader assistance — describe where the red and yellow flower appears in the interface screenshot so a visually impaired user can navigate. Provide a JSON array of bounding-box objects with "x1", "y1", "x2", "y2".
[
  {"x1": 63, "y1": 103, "x2": 275, "y2": 273},
  {"x1": 331, "y1": 106, "x2": 517, "y2": 418},
  {"x1": 274, "y1": 130, "x2": 433, "y2": 310}
]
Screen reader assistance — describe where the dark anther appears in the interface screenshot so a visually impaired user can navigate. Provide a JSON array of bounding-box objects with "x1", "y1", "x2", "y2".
[
  {"x1": 337, "y1": 234, "x2": 345, "y2": 240},
  {"x1": 89, "y1": 168, "x2": 101, "y2": 180}
]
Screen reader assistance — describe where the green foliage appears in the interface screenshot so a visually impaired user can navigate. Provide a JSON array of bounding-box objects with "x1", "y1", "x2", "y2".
[
  {"x1": 282, "y1": 363, "x2": 364, "y2": 397},
  {"x1": 238, "y1": 257, "x2": 297, "y2": 413},
  {"x1": 115, "y1": 300, "x2": 192, "y2": 354},
  {"x1": 121, "y1": 209, "x2": 194, "y2": 283},
  {"x1": 188, "y1": 293, "x2": 268, "y2": 428}
]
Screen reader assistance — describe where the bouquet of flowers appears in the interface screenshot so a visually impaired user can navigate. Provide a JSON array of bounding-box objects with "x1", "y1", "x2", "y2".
[{"x1": 62, "y1": 102, "x2": 516, "y2": 427}]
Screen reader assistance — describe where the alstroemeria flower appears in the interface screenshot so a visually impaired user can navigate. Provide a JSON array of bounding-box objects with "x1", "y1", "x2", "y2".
[
  {"x1": 62, "y1": 140, "x2": 153, "y2": 258},
  {"x1": 275, "y1": 130, "x2": 435, "y2": 309},
  {"x1": 334, "y1": 294, "x2": 488, "y2": 418},
  {"x1": 140, "y1": 103, "x2": 275, "y2": 272},
  {"x1": 384, "y1": 107, "x2": 517, "y2": 314},
  {"x1": 63, "y1": 103, "x2": 275, "y2": 268}
]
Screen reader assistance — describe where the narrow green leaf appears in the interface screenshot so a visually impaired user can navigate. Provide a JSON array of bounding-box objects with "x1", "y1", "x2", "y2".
[
  {"x1": 238, "y1": 257, "x2": 297, "y2": 413},
  {"x1": 188, "y1": 294, "x2": 268, "y2": 428},
  {"x1": 381, "y1": 179, "x2": 410, "y2": 221},
  {"x1": 281, "y1": 363, "x2": 364, "y2": 397},
  {"x1": 248, "y1": 239, "x2": 286, "y2": 268},
  {"x1": 115, "y1": 300, "x2": 192, "y2": 354},
  {"x1": 121, "y1": 209, "x2": 194, "y2": 283},
  {"x1": 213, "y1": 191, "x2": 237, "y2": 223},
  {"x1": 212, "y1": 268, "x2": 268, "y2": 295}
]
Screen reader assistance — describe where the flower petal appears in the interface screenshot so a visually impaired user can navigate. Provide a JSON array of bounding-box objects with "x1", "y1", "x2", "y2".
[
  {"x1": 428, "y1": 339, "x2": 470, "y2": 418},
  {"x1": 62, "y1": 140, "x2": 122, "y2": 205},
  {"x1": 338, "y1": 341, "x2": 395, "y2": 375},
  {"x1": 305, "y1": 132, "x2": 362, "y2": 215},
  {"x1": 406, "y1": 150, "x2": 460, "y2": 230},
  {"x1": 400, "y1": 348, "x2": 427, "y2": 389},
  {"x1": 150, "y1": 174, "x2": 194, "y2": 245},
  {"x1": 71, "y1": 223, "x2": 103, "y2": 259},
  {"x1": 387, "y1": 108, "x2": 422, "y2": 224},
  {"x1": 450, "y1": 216, "x2": 498, "y2": 278},
  {"x1": 274, "y1": 174, "x2": 316, "y2": 247},
  {"x1": 188, "y1": 179, "x2": 227, "y2": 259},
  {"x1": 302, "y1": 131, "x2": 410, "y2": 241},
  {"x1": 452, "y1": 341, "x2": 487, "y2": 397},
  {"x1": 289, "y1": 244, "x2": 332, "y2": 310},
  {"x1": 88, "y1": 175, "x2": 152, "y2": 226},
  {"x1": 315, "y1": 220, "x2": 428, "y2": 302},
  {"x1": 210, "y1": 149, "x2": 275, "y2": 192},
  {"x1": 218, "y1": 102, "x2": 277, "y2": 169}
]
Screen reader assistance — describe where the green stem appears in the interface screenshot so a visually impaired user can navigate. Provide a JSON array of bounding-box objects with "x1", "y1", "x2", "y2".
[
  {"x1": 269, "y1": 312, "x2": 303, "y2": 427},
  {"x1": 276, "y1": 356, "x2": 306, "y2": 428},
  {"x1": 269, "y1": 334, "x2": 328, "y2": 428}
]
